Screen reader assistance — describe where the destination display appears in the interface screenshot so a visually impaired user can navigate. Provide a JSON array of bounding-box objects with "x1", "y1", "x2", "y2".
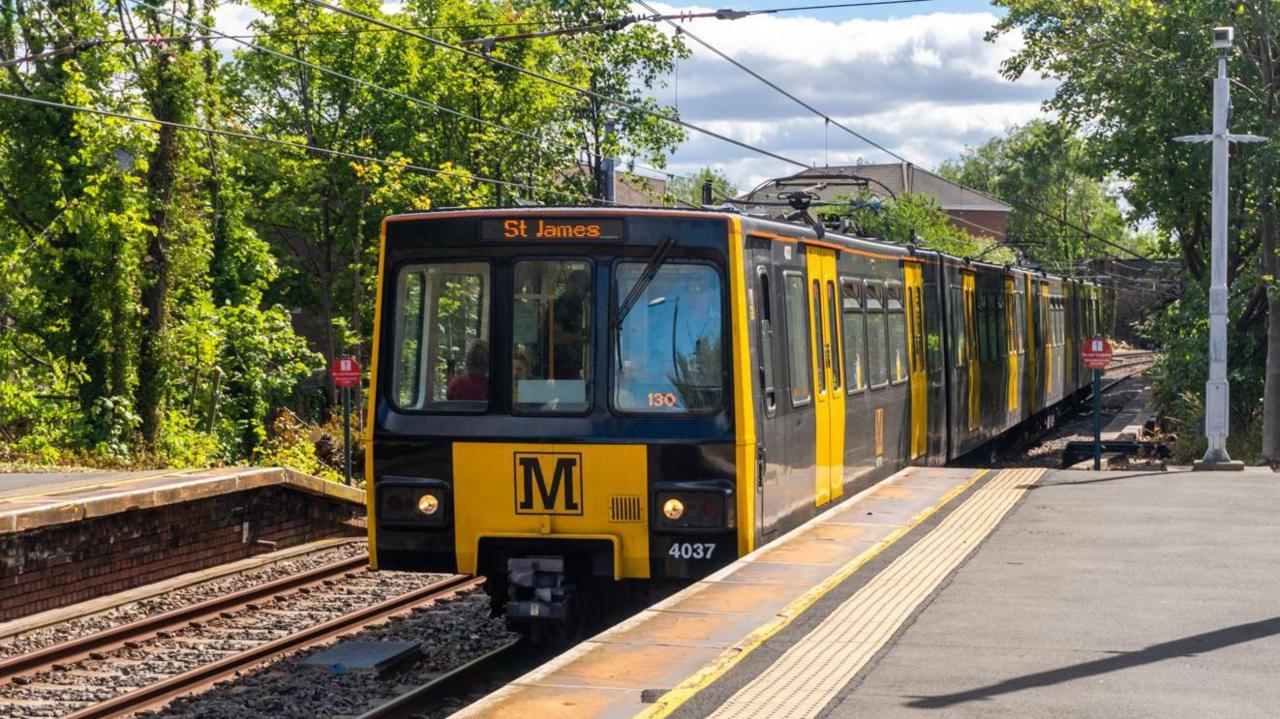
[{"x1": 480, "y1": 218, "x2": 624, "y2": 241}]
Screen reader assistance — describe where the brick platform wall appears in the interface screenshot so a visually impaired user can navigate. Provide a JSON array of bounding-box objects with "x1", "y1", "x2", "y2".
[{"x1": 0, "y1": 487, "x2": 365, "y2": 621}]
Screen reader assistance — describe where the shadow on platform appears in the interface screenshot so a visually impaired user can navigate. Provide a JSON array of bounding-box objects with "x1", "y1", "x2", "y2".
[{"x1": 907, "y1": 615, "x2": 1280, "y2": 709}]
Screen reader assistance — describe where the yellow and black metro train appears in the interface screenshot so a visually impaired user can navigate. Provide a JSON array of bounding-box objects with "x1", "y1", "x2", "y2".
[{"x1": 364, "y1": 207, "x2": 1100, "y2": 631}]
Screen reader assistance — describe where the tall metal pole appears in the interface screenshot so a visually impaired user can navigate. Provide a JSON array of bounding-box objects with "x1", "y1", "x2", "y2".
[
  {"x1": 1200, "y1": 47, "x2": 1234, "y2": 467},
  {"x1": 1174, "y1": 28, "x2": 1265, "y2": 471}
]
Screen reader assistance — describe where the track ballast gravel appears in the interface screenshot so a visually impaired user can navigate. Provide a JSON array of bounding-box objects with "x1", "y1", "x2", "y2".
[{"x1": 0, "y1": 542, "x2": 368, "y2": 661}]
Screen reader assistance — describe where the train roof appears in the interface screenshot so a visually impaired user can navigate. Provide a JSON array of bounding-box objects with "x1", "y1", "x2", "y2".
[{"x1": 383, "y1": 205, "x2": 1092, "y2": 288}]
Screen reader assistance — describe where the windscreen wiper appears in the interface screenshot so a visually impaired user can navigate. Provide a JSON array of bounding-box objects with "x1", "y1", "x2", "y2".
[{"x1": 611, "y1": 237, "x2": 675, "y2": 332}]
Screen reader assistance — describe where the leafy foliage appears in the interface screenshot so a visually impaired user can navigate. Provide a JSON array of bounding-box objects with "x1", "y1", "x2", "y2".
[
  {"x1": 832, "y1": 191, "x2": 1015, "y2": 262},
  {"x1": 0, "y1": 0, "x2": 681, "y2": 473},
  {"x1": 993, "y1": 0, "x2": 1279, "y2": 463},
  {"x1": 667, "y1": 165, "x2": 739, "y2": 206},
  {"x1": 937, "y1": 120, "x2": 1138, "y2": 272}
]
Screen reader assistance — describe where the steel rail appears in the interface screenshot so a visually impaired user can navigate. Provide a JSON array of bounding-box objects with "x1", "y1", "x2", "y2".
[
  {"x1": 61, "y1": 574, "x2": 484, "y2": 719},
  {"x1": 0, "y1": 553, "x2": 370, "y2": 682}
]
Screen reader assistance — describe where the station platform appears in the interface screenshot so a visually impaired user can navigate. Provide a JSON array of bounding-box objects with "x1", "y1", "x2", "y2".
[
  {"x1": 0, "y1": 466, "x2": 362, "y2": 534},
  {"x1": 459, "y1": 464, "x2": 1280, "y2": 719},
  {"x1": 0, "y1": 467, "x2": 364, "y2": 620}
]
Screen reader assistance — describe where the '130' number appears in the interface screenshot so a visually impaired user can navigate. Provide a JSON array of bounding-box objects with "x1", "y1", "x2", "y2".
[{"x1": 668, "y1": 542, "x2": 716, "y2": 560}]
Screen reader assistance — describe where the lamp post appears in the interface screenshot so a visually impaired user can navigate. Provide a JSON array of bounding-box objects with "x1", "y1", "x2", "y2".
[{"x1": 1174, "y1": 27, "x2": 1266, "y2": 471}]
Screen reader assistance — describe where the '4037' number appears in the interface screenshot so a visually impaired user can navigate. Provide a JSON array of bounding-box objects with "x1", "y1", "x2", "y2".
[{"x1": 668, "y1": 542, "x2": 716, "y2": 560}]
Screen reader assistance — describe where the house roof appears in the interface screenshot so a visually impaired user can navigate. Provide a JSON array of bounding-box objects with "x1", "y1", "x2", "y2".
[{"x1": 733, "y1": 162, "x2": 1012, "y2": 214}]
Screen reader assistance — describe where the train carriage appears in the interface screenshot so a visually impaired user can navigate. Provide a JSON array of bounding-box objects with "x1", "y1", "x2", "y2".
[{"x1": 364, "y1": 207, "x2": 1097, "y2": 636}]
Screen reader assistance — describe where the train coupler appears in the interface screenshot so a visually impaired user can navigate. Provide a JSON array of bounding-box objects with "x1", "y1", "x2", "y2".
[{"x1": 505, "y1": 556, "x2": 576, "y2": 623}]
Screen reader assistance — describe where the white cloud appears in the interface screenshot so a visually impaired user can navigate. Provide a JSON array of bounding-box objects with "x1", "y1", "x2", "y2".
[
  {"x1": 213, "y1": 1, "x2": 262, "y2": 37},
  {"x1": 639, "y1": 3, "x2": 1055, "y2": 191}
]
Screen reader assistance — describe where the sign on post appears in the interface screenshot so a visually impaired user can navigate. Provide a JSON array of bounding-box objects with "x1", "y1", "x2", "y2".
[
  {"x1": 331, "y1": 356, "x2": 362, "y2": 388},
  {"x1": 1081, "y1": 337, "x2": 1113, "y2": 370},
  {"x1": 330, "y1": 356, "x2": 362, "y2": 484},
  {"x1": 1082, "y1": 337, "x2": 1112, "y2": 471}
]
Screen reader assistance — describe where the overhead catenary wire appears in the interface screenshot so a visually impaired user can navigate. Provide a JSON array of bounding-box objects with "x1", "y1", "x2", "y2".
[
  {"x1": 0, "y1": 91, "x2": 606, "y2": 205},
  {"x1": 467, "y1": 0, "x2": 939, "y2": 45},
  {"x1": 295, "y1": 0, "x2": 810, "y2": 171},
  {"x1": 633, "y1": 0, "x2": 1152, "y2": 263}
]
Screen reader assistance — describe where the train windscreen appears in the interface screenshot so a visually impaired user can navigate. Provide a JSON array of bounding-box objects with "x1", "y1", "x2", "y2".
[{"x1": 613, "y1": 262, "x2": 724, "y2": 413}]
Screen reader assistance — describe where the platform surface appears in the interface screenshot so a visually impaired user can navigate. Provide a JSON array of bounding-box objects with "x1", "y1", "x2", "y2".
[
  {"x1": 0, "y1": 466, "x2": 363, "y2": 534},
  {"x1": 461, "y1": 465, "x2": 1280, "y2": 719}
]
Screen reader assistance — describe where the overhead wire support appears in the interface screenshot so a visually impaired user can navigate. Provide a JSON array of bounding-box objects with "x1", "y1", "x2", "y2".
[
  {"x1": 295, "y1": 0, "x2": 810, "y2": 170},
  {"x1": 0, "y1": 91, "x2": 604, "y2": 205}
]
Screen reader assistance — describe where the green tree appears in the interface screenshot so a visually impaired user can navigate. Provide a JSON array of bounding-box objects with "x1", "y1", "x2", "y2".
[
  {"x1": 992, "y1": 0, "x2": 1278, "y2": 463},
  {"x1": 833, "y1": 192, "x2": 1014, "y2": 262},
  {"x1": 549, "y1": 0, "x2": 687, "y2": 200},
  {"x1": 937, "y1": 120, "x2": 1136, "y2": 274},
  {"x1": 667, "y1": 166, "x2": 739, "y2": 206}
]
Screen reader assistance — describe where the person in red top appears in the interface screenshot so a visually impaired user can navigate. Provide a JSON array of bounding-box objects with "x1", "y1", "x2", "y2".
[{"x1": 446, "y1": 340, "x2": 489, "y2": 401}]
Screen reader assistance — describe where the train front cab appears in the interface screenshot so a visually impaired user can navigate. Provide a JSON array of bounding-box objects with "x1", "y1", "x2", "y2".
[{"x1": 365, "y1": 210, "x2": 752, "y2": 631}]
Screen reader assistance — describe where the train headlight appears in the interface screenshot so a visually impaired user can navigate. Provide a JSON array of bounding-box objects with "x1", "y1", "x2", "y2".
[
  {"x1": 418, "y1": 493, "x2": 441, "y2": 516},
  {"x1": 654, "y1": 482, "x2": 735, "y2": 533},
  {"x1": 378, "y1": 478, "x2": 449, "y2": 528}
]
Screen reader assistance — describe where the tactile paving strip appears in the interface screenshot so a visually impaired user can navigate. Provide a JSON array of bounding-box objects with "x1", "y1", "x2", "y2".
[{"x1": 705, "y1": 467, "x2": 1045, "y2": 719}]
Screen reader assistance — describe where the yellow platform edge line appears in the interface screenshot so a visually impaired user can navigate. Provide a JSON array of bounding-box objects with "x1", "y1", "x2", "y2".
[
  {"x1": 706, "y1": 466, "x2": 1044, "y2": 717},
  {"x1": 635, "y1": 467, "x2": 991, "y2": 719}
]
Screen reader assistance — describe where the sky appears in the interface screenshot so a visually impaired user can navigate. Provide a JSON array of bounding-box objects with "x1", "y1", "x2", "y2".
[
  {"x1": 640, "y1": 0, "x2": 1057, "y2": 191},
  {"x1": 213, "y1": 0, "x2": 1057, "y2": 194}
]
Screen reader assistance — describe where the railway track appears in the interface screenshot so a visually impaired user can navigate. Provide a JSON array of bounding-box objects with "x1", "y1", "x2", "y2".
[
  {"x1": 0, "y1": 556, "x2": 478, "y2": 718},
  {"x1": 965, "y1": 350, "x2": 1159, "y2": 468},
  {"x1": 354, "y1": 639, "x2": 533, "y2": 719},
  {"x1": 1104, "y1": 350, "x2": 1156, "y2": 375}
]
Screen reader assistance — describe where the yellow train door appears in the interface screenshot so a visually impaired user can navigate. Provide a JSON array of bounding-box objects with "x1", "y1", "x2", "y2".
[
  {"x1": 1041, "y1": 281, "x2": 1052, "y2": 401},
  {"x1": 1005, "y1": 276, "x2": 1019, "y2": 415},
  {"x1": 1024, "y1": 274, "x2": 1038, "y2": 414},
  {"x1": 904, "y1": 262, "x2": 926, "y2": 460},
  {"x1": 805, "y1": 246, "x2": 843, "y2": 506},
  {"x1": 962, "y1": 271, "x2": 979, "y2": 431}
]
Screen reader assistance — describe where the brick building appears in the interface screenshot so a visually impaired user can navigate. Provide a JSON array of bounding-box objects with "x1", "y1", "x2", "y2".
[{"x1": 731, "y1": 162, "x2": 1011, "y2": 242}]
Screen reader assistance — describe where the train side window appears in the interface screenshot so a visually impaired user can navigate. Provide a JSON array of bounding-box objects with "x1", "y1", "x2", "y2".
[
  {"x1": 923, "y1": 280, "x2": 942, "y2": 372},
  {"x1": 908, "y1": 285, "x2": 924, "y2": 373},
  {"x1": 841, "y1": 280, "x2": 866, "y2": 392},
  {"x1": 886, "y1": 284, "x2": 908, "y2": 384},
  {"x1": 1016, "y1": 291, "x2": 1026, "y2": 353},
  {"x1": 1051, "y1": 298, "x2": 1059, "y2": 346},
  {"x1": 1005, "y1": 288, "x2": 1016, "y2": 355},
  {"x1": 783, "y1": 272, "x2": 813, "y2": 405},
  {"x1": 757, "y1": 268, "x2": 776, "y2": 414},
  {"x1": 976, "y1": 291, "x2": 989, "y2": 364},
  {"x1": 866, "y1": 283, "x2": 889, "y2": 387},
  {"x1": 391, "y1": 261, "x2": 491, "y2": 411},
  {"x1": 996, "y1": 291, "x2": 1007, "y2": 358},
  {"x1": 828, "y1": 280, "x2": 842, "y2": 391},
  {"x1": 988, "y1": 292, "x2": 1000, "y2": 361},
  {"x1": 951, "y1": 286, "x2": 966, "y2": 368},
  {"x1": 812, "y1": 280, "x2": 827, "y2": 394}
]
